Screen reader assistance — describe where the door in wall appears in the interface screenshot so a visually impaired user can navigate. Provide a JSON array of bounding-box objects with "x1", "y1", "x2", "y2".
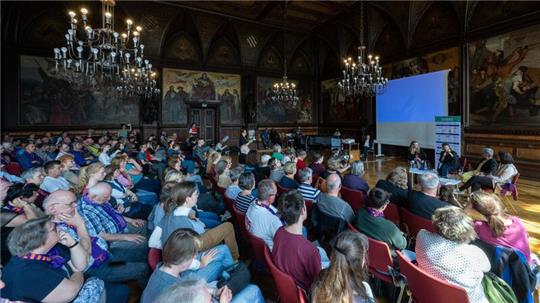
[{"x1": 189, "y1": 108, "x2": 216, "y2": 143}]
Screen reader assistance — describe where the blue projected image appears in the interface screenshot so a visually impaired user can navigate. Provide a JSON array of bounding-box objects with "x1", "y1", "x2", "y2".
[{"x1": 376, "y1": 70, "x2": 448, "y2": 123}]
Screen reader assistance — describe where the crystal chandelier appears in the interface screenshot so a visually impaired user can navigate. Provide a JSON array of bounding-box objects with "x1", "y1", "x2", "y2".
[
  {"x1": 271, "y1": 0, "x2": 299, "y2": 106},
  {"x1": 53, "y1": 0, "x2": 160, "y2": 97},
  {"x1": 338, "y1": 1, "x2": 388, "y2": 97}
]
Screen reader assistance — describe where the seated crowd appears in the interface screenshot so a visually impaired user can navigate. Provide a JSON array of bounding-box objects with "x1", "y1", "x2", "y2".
[{"x1": 0, "y1": 131, "x2": 538, "y2": 303}]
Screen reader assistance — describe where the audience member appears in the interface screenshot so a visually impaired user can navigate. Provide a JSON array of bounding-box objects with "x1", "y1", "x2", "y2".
[
  {"x1": 311, "y1": 231, "x2": 374, "y2": 303},
  {"x1": 216, "y1": 159, "x2": 232, "y2": 188},
  {"x1": 246, "y1": 179, "x2": 282, "y2": 249},
  {"x1": 149, "y1": 182, "x2": 239, "y2": 260},
  {"x1": 55, "y1": 143, "x2": 73, "y2": 160},
  {"x1": 296, "y1": 150, "x2": 307, "y2": 171},
  {"x1": 309, "y1": 152, "x2": 325, "y2": 183},
  {"x1": 279, "y1": 161, "x2": 299, "y2": 190},
  {"x1": 317, "y1": 174, "x2": 354, "y2": 223},
  {"x1": 243, "y1": 150, "x2": 258, "y2": 174},
  {"x1": 98, "y1": 143, "x2": 120, "y2": 166},
  {"x1": 254, "y1": 154, "x2": 271, "y2": 183},
  {"x1": 76, "y1": 162, "x2": 106, "y2": 195},
  {"x1": 16, "y1": 142, "x2": 43, "y2": 171},
  {"x1": 354, "y1": 188, "x2": 407, "y2": 252},
  {"x1": 416, "y1": 206, "x2": 490, "y2": 303},
  {"x1": 20, "y1": 166, "x2": 49, "y2": 206},
  {"x1": 40, "y1": 160, "x2": 71, "y2": 193},
  {"x1": 225, "y1": 167, "x2": 243, "y2": 200},
  {"x1": 268, "y1": 157, "x2": 284, "y2": 183},
  {"x1": 272, "y1": 190, "x2": 327, "y2": 291},
  {"x1": 342, "y1": 160, "x2": 369, "y2": 193},
  {"x1": 235, "y1": 172, "x2": 256, "y2": 213},
  {"x1": 58, "y1": 155, "x2": 79, "y2": 187},
  {"x1": 407, "y1": 172, "x2": 449, "y2": 220},
  {"x1": 470, "y1": 192, "x2": 531, "y2": 263},
  {"x1": 297, "y1": 167, "x2": 321, "y2": 201},
  {"x1": 3, "y1": 216, "x2": 105, "y2": 302},
  {"x1": 271, "y1": 144, "x2": 283, "y2": 162},
  {"x1": 142, "y1": 229, "x2": 243, "y2": 303},
  {"x1": 375, "y1": 166, "x2": 409, "y2": 206}
]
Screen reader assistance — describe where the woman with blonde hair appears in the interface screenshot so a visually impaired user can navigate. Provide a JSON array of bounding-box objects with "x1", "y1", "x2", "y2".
[
  {"x1": 375, "y1": 166, "x2": 409, "y2": 206},
  {"x1": 206, "y1": 150, "x2": 221, "y2": 178},
  {"x1": 311, "y1": 230, "x2": 374, "y2": 303},
  {"x1": 416, "y1": 206, "x2": 490, "y2": 303},
  {"x1": 75, "y1": 162, "x2": 105, "y2": 194},
  {"x1": 470, "y1": 192, "x2": 532, "y2": 263},
  {"x1": 164, "y1": 170, "x2": 185, "y2": 183}
]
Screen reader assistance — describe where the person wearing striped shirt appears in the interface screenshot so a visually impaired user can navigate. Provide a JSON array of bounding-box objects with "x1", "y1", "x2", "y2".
[
  {"x1": 235, "y1": 172, "x2": 256, "y2": 213},
  {"x1": 297, "y1": 167, "x2": 320, "y2": 202}
]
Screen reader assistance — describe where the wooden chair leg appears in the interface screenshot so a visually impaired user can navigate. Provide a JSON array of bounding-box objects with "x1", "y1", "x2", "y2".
[{"x1": 502, "y1": 195, "x2": 519, "y2": 215}]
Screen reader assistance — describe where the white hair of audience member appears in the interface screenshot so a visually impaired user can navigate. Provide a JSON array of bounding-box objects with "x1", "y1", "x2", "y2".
[
  {"x1": 483, "y1": 147, "x2": 494, "y2": 158},
  {"x1": 2, "y1": 142, "x2": 13, "y2": 150},
  {"x1": 298, "y1": 167, "x2": 313, "y2": 183},
  {"x1": 297, "y1": 150, "x2": 307, "y2": 158},
  {"x1": 260, "y1": 154, "x2": 272, "y2": 167},
  {"x1": 418, "y1": 172, "x2": 439, "y2": 190},
  {"x1": 258, "y1": 179, "x2": 276, "y2": 201},
  {"x1": 326, "y1": 173, "x2": 341, "y2": 192},
  {"x1": 350, "y1": 161, "x2": 365, "y2": 177},
  {"x1": 273, "y1": 144, "x2": 282, "y2": 153},
  {"x1": 21, "y1": 167, "x2": 45, "y2": 181},
  {"x1": 156, "y1": 277, "x2": 209, "y2": 303},
  {"x1": 42, "y1": 190, "x2": 76, "y2": 213},
  {"x1": 88, "y1": 182, "x2": 112, "y2": 197}
]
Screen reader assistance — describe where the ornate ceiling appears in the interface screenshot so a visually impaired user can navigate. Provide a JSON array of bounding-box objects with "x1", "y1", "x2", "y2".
[{"x1": 2, "y1": 1, "x2": 540, "y2": 78}]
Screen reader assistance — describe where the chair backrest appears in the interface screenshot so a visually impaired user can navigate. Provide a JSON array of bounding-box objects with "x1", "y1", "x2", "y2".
[
  {"x1": 366, "y1": 237, "x2": 395, "y2": 283},
  {"x1": 383, "y1": 203, "x2": 401, "y2": 227},
  {"x1": 248, "y1": 232, "x2": 268, "y2": 268},
  {"x1": 340, "y1": 186, "x2": 366, "y2": 211},
  {"x1": 148, "y1": 248, "x2": 162, "y2": 271},
  {"x1": 223, "y1": 196, "x2": 235, "y2": 213},
  {"x1": 232, "y1": 204, "x2": 251, "y2": 241},
  {"x1": 400, "y1": 207, "x2": 435, "y2": 237},
  {"x1": 396, "y1": 251, "x2": 471, "y2": 303},
  {"x1": 315, "y1": 176, "x2": 328, "y2": 193},
  {"x1": 263, "y1": 245, "x2": 301, "y2": 303},
  {"x1": 347, "y1": 222, "x2": 360, "y2": 233},
  {"x1": 208, "y1": 176, "x2": 218, "y2": 193},
  {"x1": 5, "y1": 163, "x2": 22, "y2": 176},
  {"x1": 216, "y1": 185, "x2": 226, "y2": 197},
  {"x1": 304, "y1": 199, "x2": 315, "y2": 221}
]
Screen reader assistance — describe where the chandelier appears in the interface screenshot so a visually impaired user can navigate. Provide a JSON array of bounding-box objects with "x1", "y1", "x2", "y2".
[
  {"x1": 53, "y1": 0, "x2": 160, "y2": 97},
  {"x1": 271, "y1": 0, "x2": 299, "y2": 106},
  {"x1": 338, "y1": 1, "x2": 388, "y2": 97}
]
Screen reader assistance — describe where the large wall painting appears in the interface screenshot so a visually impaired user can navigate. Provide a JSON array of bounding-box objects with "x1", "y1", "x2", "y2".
[
  {"x1": 468, "y1": 25, "x2": 540, "y2": 127},
  {"x1": 162, "y1": 68, "x2": 241, "y2": 125},
  {"x1": 320, "y1": 79, "x2": 370, "y2": 124},
  {"x1": 256, "y1": 77, "x2": 313, "y2": 124},
  {"x1": 382, "y1": 47, "x2": 460, "y2": 115},
  {"x1": 19, "y1": 55, "x2": 139, "y2": 126}
]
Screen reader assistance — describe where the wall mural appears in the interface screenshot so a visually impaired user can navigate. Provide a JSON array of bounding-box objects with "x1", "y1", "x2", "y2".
[
  {"x1": 382, "y1": 47, "x2": 460, "y2": 115},
  {"x1": 320, "y1": 79, "x2": 369, "y2": 124},
  {"x1": 468, "y1": 25, "x2": 540, "y2": 127},
  {"x1": 256, "y1": 77, "x2": 313, "y2": 124},
  {"x1": 19, "y1": 55, "x2": 139, "y2": 126},
  {"x1": 162, "y1": 68, "x2": 242, "y2": 125}
]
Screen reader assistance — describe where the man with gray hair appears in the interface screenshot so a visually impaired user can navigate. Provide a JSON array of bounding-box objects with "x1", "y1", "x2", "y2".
[
  {"x1": 246, "y1": 179, "x2": 282, "y2": 249},
  {"x1": 317, "y1": 173, "x2": 354, "y2": 222},
  {"x1": 461, "y1": 147, "x2": 497, "y2": 183},
  {"x1": 297, "y1": 167, "x2": 321, "y2": 201},
  {"x1": 78, "y1": 182, "x2": 149, "y2": 267},
  {"x1": 407, "y1": 172, "x2": 449, "y2": 220}
]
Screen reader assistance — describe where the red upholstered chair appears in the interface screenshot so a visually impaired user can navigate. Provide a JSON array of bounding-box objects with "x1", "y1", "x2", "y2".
[
  {"x1": 314, "y1": 176, "x2": 328, "y2": 193},
  {"x1": 400, "y1": 208, "x2": 435, "y2": 237},
  {"x1": 231, "y1": 204, "x2": 251, "y2": 244},
  {"x1": 208, "y1": 176, "x2": 218, "y2": 195},
  {"x1": 223, "y1": 196, "x2": 235, "y2": 213},
  {"x1": 148, "y1": 248, "x2": 162, "y2": 271},
  {"x1": 248, "y1": 232, "x2": 268, "y2": 269},
  {"x1": 263, "y1": 245, "x2": 304, "y2": 303},
  {"x1": 383, "y1": 203, "x2": 401, "y2": 227},
  {"x1": 396, "y1": 251, "x2": 470, "y2": 303},
  {"x1": 347, "y1": 222, "x2": 360, "y2": 233},
  {"x1": 340, "y1": 186, "x2": 366, "y2": 211}
]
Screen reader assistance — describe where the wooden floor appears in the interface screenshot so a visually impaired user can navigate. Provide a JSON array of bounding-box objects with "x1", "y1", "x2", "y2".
[{"x1": 362, "y1": 156, "x2": 540, "y2": 255}]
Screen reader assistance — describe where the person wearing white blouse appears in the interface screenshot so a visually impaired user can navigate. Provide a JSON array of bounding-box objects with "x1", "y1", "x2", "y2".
[{"x1": 98, "y1": 144, "x2": 121, "y2": 166}]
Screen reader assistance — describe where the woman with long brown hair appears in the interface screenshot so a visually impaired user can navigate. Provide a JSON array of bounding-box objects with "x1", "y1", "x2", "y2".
[{"x1": 311, "y1": 230, "x2": 374, "y2": 303}]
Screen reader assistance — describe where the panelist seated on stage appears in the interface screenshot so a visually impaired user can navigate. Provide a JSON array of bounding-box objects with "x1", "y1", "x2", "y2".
[
  {"x1": 407, "y1": 141, "x2": 426, "y2": 167},
  {"x1": 437, "y1": 143, "x2": 460, "y2": 178}
]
